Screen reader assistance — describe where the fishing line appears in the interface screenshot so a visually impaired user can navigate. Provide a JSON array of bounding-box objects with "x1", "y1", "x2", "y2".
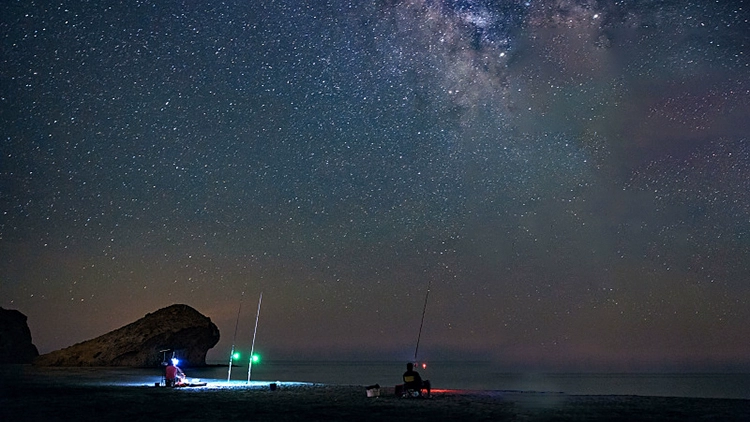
[
  {"x1": 227, "y1": 291, "x2": 244, "y2": 382},
  {"x1": 247, "y1": 292, "x2": 263, "y2": 383},
  {"x1": 414, "y1": 279, "x2": 431, "y2": 362}
]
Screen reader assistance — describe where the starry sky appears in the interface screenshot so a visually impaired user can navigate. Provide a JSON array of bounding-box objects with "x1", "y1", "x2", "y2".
[{"x1": 2, "y1": 0, "x2": 749, "y2": 371}]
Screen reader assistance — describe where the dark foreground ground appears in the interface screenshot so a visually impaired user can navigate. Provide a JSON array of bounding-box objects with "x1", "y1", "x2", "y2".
[{"x1": 1, "y1": 382, "x2": 749, "y2": 422}]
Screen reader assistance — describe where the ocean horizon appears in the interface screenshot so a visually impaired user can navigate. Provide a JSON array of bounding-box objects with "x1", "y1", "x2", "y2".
[{"x1": 215, "y1": 360, "x2": 750, "y2": 400}]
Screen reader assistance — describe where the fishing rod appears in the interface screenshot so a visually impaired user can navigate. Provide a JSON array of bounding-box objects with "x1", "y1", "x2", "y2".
[
  {"x1": 413, "y1": 279, "x2": 431, "y2": 363},
  {"x1": 247, "y1": 292, "x2": 263, "y2": 383},
  {"x1": 227, "y1": 291, "x2": 244, "y2": 382}
]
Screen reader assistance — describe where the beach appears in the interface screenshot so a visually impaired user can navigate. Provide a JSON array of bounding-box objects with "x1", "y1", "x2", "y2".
[
  {"x1": 2, "y1": 366, "x2": 749, "y2": 421},
  {"x1": 2, "y1": 382, "x2": 750, "y2": 421}
]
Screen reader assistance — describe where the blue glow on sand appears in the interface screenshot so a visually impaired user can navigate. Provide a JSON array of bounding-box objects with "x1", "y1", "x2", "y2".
[{"x1": 113, "y1": 378, "x2": 313, "y2": 389}]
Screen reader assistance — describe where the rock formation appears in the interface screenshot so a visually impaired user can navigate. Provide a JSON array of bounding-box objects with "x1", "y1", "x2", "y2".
[
  {"x1": 0, "y1": 308, "x2": 40, "y2": 364},
  {"x1": 34, "y1": 304, "x2": 220, "y2": 367}
]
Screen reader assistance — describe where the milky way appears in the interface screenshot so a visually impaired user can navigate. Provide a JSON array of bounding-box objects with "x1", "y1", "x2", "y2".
[{"x1": 1, "y1": 0, "x2": 748, "y2": 370}]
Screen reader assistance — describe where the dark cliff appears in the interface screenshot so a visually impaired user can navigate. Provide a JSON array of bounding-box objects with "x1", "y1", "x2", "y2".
[
  {"x1": 34, "y1": 304, "x2": 220, "y2": 367},
  {"x1": 0, "y1": 308, "x2": 40, "y2": 364}
]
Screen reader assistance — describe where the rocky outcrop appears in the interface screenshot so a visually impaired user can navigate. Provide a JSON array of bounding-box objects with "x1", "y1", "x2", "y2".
[
  {"x1": 34, "y1": 304, "x2": 219, "y2": 367},
  {"x1": 0, "y1": 308, "x2": 40, "y2": 364}
]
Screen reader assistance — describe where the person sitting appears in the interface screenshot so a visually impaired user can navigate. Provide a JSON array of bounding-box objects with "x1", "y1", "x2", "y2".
[
  {"x1": 402, "y1": 362, "x2": 431, "y2": 397},
  {"x1": 165, "y1": 358, "x2": 186, "y2": 387}
]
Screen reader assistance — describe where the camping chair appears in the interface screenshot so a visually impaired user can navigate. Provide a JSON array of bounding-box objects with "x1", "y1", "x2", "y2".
[{"x1": 402, "y1": 374, "x2": 430, "y2": 398}]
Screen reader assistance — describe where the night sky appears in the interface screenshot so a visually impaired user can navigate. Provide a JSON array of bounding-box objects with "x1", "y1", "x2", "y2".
[{"x1": 2, "y1": 0, "x2": 749, "y2": 371}]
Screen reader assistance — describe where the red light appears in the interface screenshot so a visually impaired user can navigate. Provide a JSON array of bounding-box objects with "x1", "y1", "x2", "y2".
[{"x1": 421, "y1": 363, "x2": 427, "y2": 369}]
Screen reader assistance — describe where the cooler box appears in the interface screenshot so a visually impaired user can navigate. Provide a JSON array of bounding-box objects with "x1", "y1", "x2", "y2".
[{"x1": 365, "y1": 384, "x2": 380, "y2": 397}]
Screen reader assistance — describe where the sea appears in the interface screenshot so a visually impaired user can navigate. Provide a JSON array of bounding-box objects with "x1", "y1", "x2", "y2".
[{"x1": 4, "y1": 361, "x2": 749, "y2": 400}]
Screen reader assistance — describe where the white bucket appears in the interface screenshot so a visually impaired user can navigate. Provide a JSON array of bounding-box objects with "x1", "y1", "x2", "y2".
[{"x1": 366, "y1": 387, "x2": 380, "y2": 398}]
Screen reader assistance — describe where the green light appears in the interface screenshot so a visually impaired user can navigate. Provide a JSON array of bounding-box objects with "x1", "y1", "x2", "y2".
[
  {"x1": 232, "y1": 352, "x2": 240, "y2": 360},
  {"x1": 252, "y1": 354, "x2": 260, "y2": 363}
]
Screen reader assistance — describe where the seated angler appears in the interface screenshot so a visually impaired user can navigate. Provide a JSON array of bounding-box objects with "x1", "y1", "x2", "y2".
[
  {"x1": 165, "y1": 358, "x2": 186, "y2": 387},
  {"x1": 402, "y1": 362, "x2": 431, "y2": 398}
]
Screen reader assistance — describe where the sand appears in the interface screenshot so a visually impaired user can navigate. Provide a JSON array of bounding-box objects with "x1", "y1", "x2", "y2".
[{"x1": 2, "y1": 381, "x2": 749, "y2": 422}]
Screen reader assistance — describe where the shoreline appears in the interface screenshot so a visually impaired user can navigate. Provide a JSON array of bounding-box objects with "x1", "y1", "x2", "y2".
[{"x1": 7, "y1": 363, "x2": 750, "y2": 400}]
